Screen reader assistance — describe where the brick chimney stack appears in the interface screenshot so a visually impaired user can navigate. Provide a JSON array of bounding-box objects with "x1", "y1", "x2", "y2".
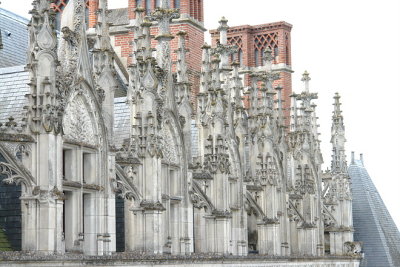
[{"x1": 88, "y1": 0, "x2": 99, "y2": 28}]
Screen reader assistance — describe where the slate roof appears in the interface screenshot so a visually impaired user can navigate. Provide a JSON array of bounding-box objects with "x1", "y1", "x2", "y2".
[
  {"x1": 0, "y1": 65, "x2": 29, "y2": 127},
  {"x1": 114, "y1": 97, "x2": 130, "y2": 148},
  {"x1": 0, "y1": 8, "x2": 29, "y2": 68},
  {"x1": 349, "y1": 158, "x2": 400, "y2": 267}
]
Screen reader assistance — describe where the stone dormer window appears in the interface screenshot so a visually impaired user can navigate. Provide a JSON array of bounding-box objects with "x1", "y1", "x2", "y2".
[
  {"x1": 63, "y1": 148, "x2": 73, "y2": 180},
  {"x1": 82, "y1": 152, "x2": 96, "y2": 184},
  {"x1": 62, "y1": 144, "x2": 98, "y2": 253}
]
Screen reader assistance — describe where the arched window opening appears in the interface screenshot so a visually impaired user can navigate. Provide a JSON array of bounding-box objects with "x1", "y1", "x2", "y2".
[
  {"x1": 238, "y1": 49, "x2": 243, "y2": 66},
  {"x1": 274, "y1": 46, "x2": 279, "y2": 62},
  {"x1": 115, "y1": 196, "x2": 125, "y2": 252},
  {"x1": 62, "y1": 145, "x2": 98, "y2": 253},
  {"x1": 0, "y1": 153, "x2": 22, "y2": 251},
  {"x1": 254, "y1": 49, "x2": 259, "y2": 67},
  {"x1": 286, "y1": 45, "x2": 290, "y2": 65}
]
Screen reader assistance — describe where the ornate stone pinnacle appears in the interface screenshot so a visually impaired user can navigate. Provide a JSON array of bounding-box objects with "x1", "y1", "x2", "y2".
[
  {"x1": 301, "y1": 70, "x2": 311, "y2": 92},
  {"x1": 218, "y1": 17, "x2": 229, "y2": 30},
  {"x1": 333, "y1": 92, "x2": 343, "y2": 119},
  {"x1": 218, "y1": 17, "x2": 229, "y2": 45},
  {"x1": 301, "y1": 70, "x2": 311, "y2": 82}
]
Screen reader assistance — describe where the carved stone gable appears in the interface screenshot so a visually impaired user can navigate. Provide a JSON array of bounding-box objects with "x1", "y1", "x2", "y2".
[
  {"x1": 161, "y1": 123, "x2": 178, "y2": 164},
  {"x1": 63, "y1": 95, "x2": 96, "y2": 146}
]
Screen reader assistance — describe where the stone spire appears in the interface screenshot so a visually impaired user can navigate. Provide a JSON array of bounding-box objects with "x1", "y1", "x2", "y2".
[
  {"x1": 296, "y1": 71, "x2": 318, "y2": 132},
  {"x1": 289, "y1": 93, "x2": 298, "y2": 132},
  {"x1": 92, "y1": 0, "x2": 118, "y2": 141},
  {"x1": 217, "y1": 17, "x2": 230, "y2": 68},
  {"x1": 176, "y1": 30, "x2": 193, "y2": 162},
  {"x1": 301, "y1": 70, "x2": 311, "y2": 93},
  {"x1": 21, "y1": 0, "x2": 64, "y2": 252},
  {"x1": 150, "y1": 0, "x2": 179, "y2": 110},
  {"x1": 176, "y1": 31, "x2": 189, "y2": 84},
  {"x1": 94, "y1": 0, "x2": 111, "y2": 51},
  {"x1": 26, "y1": 0, "x2": 60, "y2": 134},
  {"x1": 331, "y1": 92, "x2": 347, "y2": 173}
]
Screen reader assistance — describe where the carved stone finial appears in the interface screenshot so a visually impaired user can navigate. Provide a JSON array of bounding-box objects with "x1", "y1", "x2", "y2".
[
  {"x1": 218, "y1": 17, "x2": 229, "y2": 45},
  {"x1": 301, "y1": 70, "x2": 311, "y2": 92}
]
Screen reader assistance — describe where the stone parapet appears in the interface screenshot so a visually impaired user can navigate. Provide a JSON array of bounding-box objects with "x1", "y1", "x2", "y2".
[{"x1": 0, "y1": 252, "x2": 362, "y2": 267}]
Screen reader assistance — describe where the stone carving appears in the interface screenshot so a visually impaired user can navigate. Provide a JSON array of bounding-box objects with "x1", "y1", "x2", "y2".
[
  {"x1": 33, "y1": 186, "x2": 65, "y2": 203},
  {"x1": 63, "y1": 94, "x2": 96, "y2": 146},
  {"x1": 15, "y1": 144, "x2": 31, "y2": 161},
  {"x1": 344, "y1": 242, "x2": 363, "y2": 255},
  {"x1": 322, "y1": 205, "x2": 337, "y2": 228},
  {"x1": 0, "y1": 162, "x2": 30, "y2": 189},
  {"x1": 140, "y1": 200, "x2": 166, "y2": 211},
  {"x1": 0, "y1": 1, "x2": 361, "y2": 259},
  {"x1": 111, "y1": 177, "x2": 137, "y2": 200},
  {"x1": 294, "y1": 177, "x2": 316, "y2": 195},
  {"x1": 143, "y1": 68, "x2": 158, "y2": 90},
  {"x1": 37, "y1": 13, "x2": 56, "y2": 50},
  {"x1": 189, "y1": 191, "x2": 208, "y2": 209},
  {"x1": 161, "y1": 124, "x2": 178, "y2": 164}
]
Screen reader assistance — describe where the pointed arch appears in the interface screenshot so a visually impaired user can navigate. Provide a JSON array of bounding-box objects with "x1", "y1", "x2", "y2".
[{"x1": 0, "y1": 143, "x2": 36, "y2": 196}]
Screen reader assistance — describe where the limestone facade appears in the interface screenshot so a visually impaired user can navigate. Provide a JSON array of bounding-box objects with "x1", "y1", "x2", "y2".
[{"x1": 0, "y1": 0, "x2": 361, "y2": 265}]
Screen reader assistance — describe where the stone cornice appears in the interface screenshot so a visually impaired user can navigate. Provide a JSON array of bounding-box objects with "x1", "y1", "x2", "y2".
[
  {"x1": 210, "y1": 21, "x2": 293, "y2": 37},
  {"x1": 0, "y1": 133, "x2": 34, "y2": 143},
  {"x1": 0, "y1": 252, "x2": 363, "y2": 262}
]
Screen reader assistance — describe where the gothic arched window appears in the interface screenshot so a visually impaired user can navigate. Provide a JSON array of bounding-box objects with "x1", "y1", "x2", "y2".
[
  {"x1": 238, "y1": 49, "x2": 243, "y2": 66},
  {"x1": 254, "y1": 49, "x2": 259, "y2": 67}
]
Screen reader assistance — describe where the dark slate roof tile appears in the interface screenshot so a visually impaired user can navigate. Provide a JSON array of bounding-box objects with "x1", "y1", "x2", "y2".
[
  {"x1": 0, "y1": 8, "x2": 29, "y2": 68},
  {"x1": 349, "y1": 159, "x2": 400, "y2": 267},
  {"x1": 114, "y1": 97, "x2": 130, "y2": 148},
  {"x1": 0, "y1": 65, "x2": 29, "y2": 127}
]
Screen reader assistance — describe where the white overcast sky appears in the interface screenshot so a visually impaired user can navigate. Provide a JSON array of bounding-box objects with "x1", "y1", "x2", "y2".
[{"x1": 2, "y1": 0, "x2": 400, "y2": 230}]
